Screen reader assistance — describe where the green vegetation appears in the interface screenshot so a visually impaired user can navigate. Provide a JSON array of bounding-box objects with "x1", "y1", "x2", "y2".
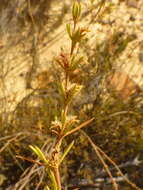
[{"x1": 0, "y1": 0, "x2": 143, "y2": 190}]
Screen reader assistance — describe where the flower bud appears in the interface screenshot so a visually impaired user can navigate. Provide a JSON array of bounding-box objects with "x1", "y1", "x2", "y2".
[{"x1": 72, "y1": 1, "x2": 81, "y2": 22}]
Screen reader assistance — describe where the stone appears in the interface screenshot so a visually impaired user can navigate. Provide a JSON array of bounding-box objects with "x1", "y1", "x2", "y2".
[
  {"x1": 126, "y1": 0, "x2": 138, "y2": 8},
  {"x1": 106, "y1": 71, "x2": 139, "y2": 100}
]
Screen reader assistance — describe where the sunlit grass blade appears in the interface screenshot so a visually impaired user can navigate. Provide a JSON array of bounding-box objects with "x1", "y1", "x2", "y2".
[
  {"x1": 44, "y1": 185, "x2": 51, "y2": 190},
  {"x1": 29, "y1": 145, "x2": 49, "y2": 165},
  {"x1": 48, "y1": 170, "x2": 58, "y2": 190},
  {"x1": 59, "y1": 140, "x2": 74, "y2": 165},
  {"x1": 66, "y1": 23, "x2": 72, "y2": 39}
]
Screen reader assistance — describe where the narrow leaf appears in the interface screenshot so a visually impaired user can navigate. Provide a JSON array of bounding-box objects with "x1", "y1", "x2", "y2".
[
  {"x1": 48, "y1": 170, "x2": 58, "y2": 190},
  {"x1": 29, "y1": 145, "x2": 49, "y2": 164},
  {"x1": 66, "y1": 23, "x2": 72, "y2": 39},
  {"x1": 44, "y1": 185, "x2": 51, "y2": 190},
  {"x1": 59, "y1": 140, "x2": 74, "y2": 165}
]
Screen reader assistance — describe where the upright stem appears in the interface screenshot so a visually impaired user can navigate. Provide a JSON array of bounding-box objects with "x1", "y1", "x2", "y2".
[
  {"x1": 53, "y1": 161, "x2": 61, "y2": 190},
  {"x1": 63, "y1": 69, "x2": 69, "y2": 127},
  {"x1": 70, "y1": 20, "x2": 77, "y2": 56},
  {"x1": 52, "y1": 137, "x2": 63, "y2": 190},
  {"x1": 50, "y1": 9, "x2": 78, "y2": 190},
  {"x1": 65, "y1": 70, "x2": 69, "y2": 92}
]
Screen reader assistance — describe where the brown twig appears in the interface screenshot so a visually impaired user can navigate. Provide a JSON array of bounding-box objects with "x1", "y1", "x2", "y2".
[
  {"x1": 0, "y1": 133, "x2": 25, "y2": 153},
  {"x1": 16, "y1": 155, "x2": 44, "y2": 166},
  {"x1": 13, "y1": 139, "x2": 51, "y2": 190},
  {"x1": 97, "y1": 146, "x2": 142, "y2": 190},
  {"x1": 81, "y1": 130, "x2": 141, "y2": 190},
  {"x1": 90, "y1": 0, "x2": 106, "y2": 24},
  {"x1": 64, "y1": 118, "x2": 94, "y2": 137},
  {"x1": 81, "y1": 130, "x2": 118, "y2": 190}
]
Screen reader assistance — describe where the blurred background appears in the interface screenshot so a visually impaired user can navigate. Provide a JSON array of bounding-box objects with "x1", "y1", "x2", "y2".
[{"x1": 0, "y1": 0, "x2": 143, "y2": 189}]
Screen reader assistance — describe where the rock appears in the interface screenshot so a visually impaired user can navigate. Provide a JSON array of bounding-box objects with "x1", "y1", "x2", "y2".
[
  {"x1": 126, "y1": 0, "x2": 138, "y2": 8},
  {"x1": 106, "y1": 71, "x2": 139, "y2": 100}
]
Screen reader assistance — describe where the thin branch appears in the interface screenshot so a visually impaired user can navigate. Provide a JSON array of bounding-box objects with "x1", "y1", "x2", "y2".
[
  {"x1": 81, "y1": 130, "x2": 142, "y2": 190},
  {"x1": 81, "y1": 130, "x2": 118, "y2": 190},
  {"x1": 16, "y1": 155, "x2": 44, "y2": 166},
  {"x1": 13, "y1": 139, "x2": 51, "y2": 190},
  {"x1": 0, "y1": 134, "x2": 25, "y2": 153},
  {"x1": 97, "y1": 146, "x2": 142, "y2": 190},
  {"x1": 64, "y1": 118, "x2": 94, "y2": 137},
  {"x1": 90, "y1": 0, "x2": 106, "y2": 23}
]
